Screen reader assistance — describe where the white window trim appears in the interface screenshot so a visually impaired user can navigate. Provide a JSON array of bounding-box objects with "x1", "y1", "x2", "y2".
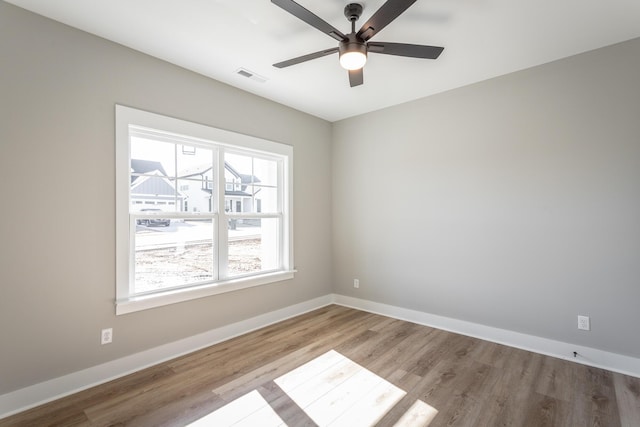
[{"x1": 115, "y1": 105, "x2": 294, "y2": 315}]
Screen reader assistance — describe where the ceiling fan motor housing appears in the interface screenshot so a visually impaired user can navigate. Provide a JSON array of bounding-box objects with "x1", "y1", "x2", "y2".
[
  {"x1": 339, "y1": 34, "x2": 367, "y2": 56},
  {"x1": 344, "y1": 3, "x2": 363, "y2": 21},
  {"x1": 340, "y1": 4, "x2": 366, "y2": 69}
]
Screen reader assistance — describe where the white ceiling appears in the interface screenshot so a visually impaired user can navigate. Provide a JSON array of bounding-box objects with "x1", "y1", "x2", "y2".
[{"x1": 7, "y1": 0, "x2": 640, "y2": 122}]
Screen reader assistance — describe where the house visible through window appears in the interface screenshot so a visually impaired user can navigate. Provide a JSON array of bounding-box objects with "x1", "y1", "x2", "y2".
[{"x1": 116, "y1": 105, "x2": 294, "y2": 315}]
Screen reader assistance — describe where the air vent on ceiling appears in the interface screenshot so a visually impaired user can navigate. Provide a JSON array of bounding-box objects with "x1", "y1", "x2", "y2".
[{"x1": 236, "y1": 68, "x2": 268, "y2": 83}]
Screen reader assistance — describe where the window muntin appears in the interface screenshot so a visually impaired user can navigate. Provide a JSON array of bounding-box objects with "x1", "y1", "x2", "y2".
[{"x1": 116, "y1": 105, "x2": 293, "y2": 314}]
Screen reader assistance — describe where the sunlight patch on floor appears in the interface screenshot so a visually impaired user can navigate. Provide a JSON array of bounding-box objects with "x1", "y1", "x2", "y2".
[
  {"x1": 187, "y1": 390, "x2": 285, "y2": 427},
  {"x1": 275, "y1": 350, "x2": 406, "y2": 426},
  {"x1": 393, "y1": 400, "x2": 438, "y2": 427},
  {"x1": 187, "y1": 350, "x2": 437, "y2": 426}
]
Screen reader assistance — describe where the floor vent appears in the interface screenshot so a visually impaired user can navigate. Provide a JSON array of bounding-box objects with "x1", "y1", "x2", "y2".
[{"x1": 236, "y1": 68, "x2": 268, "y2": 83}]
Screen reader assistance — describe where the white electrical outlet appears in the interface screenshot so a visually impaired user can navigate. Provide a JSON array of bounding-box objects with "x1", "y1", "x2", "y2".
[
  {"x1": 577, "y1": 315, "x2": 590, "y2": 331},
  {"x1": 354, "y1": 279, "x2": 359, "y2": 289},
  {"x1": 101, "y1": 328, "x2": 113, "y2": 345}
]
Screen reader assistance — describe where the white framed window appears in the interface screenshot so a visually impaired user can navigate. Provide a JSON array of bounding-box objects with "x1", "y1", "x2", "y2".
[{"x1": 115, "y1": 105, "x2": 294, "y2": 315}]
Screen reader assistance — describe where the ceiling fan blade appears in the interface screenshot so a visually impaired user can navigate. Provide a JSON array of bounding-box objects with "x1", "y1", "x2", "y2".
[
  {"x1": 271, "y1": 0, "x2": 346, "y2": 41},
  {"x1": 367, "y1": 42, "x2": 444, "y2": 59},
  {"x1": 349, "y1": 68, "x2": 363, "y2": 87},
  {"x1": 274, "y1": 47, "x2": 339, "y2": 68},
  {"x1": 357, "y1": 0, "x2": 418, "y2": 41}
]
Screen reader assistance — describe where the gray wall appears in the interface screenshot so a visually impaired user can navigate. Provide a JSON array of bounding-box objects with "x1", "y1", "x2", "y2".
[
  {"x1": 2, "y1": 0, "x2": 639, "y2": 400},
  {"x1": 332, "y1": 37, "x2": 640, "y2": 359},
  {"x1": 0, "y1": 2, "x2": 332, "y2": 395}
]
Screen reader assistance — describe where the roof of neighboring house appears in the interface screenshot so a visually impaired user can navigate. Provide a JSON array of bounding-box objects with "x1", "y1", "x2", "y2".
[
  {"x1": 131, "y1": 159, "x2": 168, "y2": 183},
  {"x1": 225, "y1": 162, "x2": 261, "y2": 185},
  {"x1": 131, "y1": 172, "x2": 180, "y2": 198},
  {"x1": 179, "y1": 163, "x2": 210, "y2": 179},
  {"x1": 130, "y1": 159, "x2": 259, "y2": 197},
  {"x1": 226, "y1": 190, "x2": 252, "y2": 197},
  {"x1": 179, "y1": 162, "x2": 261, "y2": 185},
  {"x1": 201, "y1": 188, "x2": 251, "y2": 197}
]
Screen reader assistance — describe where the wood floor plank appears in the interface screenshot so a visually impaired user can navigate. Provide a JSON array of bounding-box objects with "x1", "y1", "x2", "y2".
[
  {"x1": 535, "y1": 356, "x2": 579, "y2": 402},
  {"x1": 471, "y1": 348, "x2": 545, "y2": 427},
  {"x1": 467, "y1": 339, "x2": 515, "y2": 369},
  {"x1": 168, "y1": 306, "x2": 367, "y2": 374},
  {"x1": 184, "y1": 390, "x2": 280, "y2": 427},
  {"x1": 257, "y1": 381, "x2": 317, "y2": 427},
  {"x1": 521, "y1": 392, "x2": 570, "y2": 427},
  {"x1": 365, "y1": 325, "x2": 439, "y2": 379},
  {"x1": 143, "y1": 393, "x2": 224, "y2": 427},
  {"x1": 376, "y1": 356, "x2": 472, "y2": 426},
  {"x1": 0, "y1": 402, "x2": 90, "y2": 427},
  {"x1": 0, "y1": 364, "x2": 177, "y2": 427},
  {"x1": 392, "y1": 399, "x2": 439, "y2": 427},
  {"x1": 569, "y1": 365, "x2": 622, "y2": 427},
  {"x1": 408, "y1": 330, "x2": 468, "y2": 378},
  {"x1": 449, "y1": 360, "x2": 503, "y2": 405},
  {"x1": 210, "y1": 315, "x2": 383, "y2": 402},
  {"x1": 2, "y1": 305, "x2": 639, "y2": 427},
  {"x1": 82, "y1": 369, "x2": 216, "y2": 426},
  {"x1": 427, "y1": 388, "x2": 482, "y2": 427},
  {"x1": 336, "y1": 321, "x2": 423, "y2": 372},
  {"x1": 614, "y1": 372, "x2": 640, "y2": 427}
]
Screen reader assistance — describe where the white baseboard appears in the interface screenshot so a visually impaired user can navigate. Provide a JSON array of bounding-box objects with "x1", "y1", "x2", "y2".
[
  {"x1": 332, "y1": 294, "x2": 640, "y2": 379},
  {"x1": 3, "y1": 293, "x2": 639, "y2": 420},
  {"x1": 0, "y1": 295, "x2": 333, "y2": 419}
]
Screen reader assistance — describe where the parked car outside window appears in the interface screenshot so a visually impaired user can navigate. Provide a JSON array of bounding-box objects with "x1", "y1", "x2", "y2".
[{"x1": 137, "y1": 208, "x2": 170, "y2": 227}]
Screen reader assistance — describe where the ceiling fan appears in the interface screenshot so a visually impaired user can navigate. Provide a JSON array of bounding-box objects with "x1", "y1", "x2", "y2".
[{"x1": 271, "y1": 0, "x2": 444, "y2": 87}]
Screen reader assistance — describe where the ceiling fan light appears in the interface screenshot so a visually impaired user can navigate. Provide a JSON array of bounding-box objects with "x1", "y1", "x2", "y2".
[
  {"x1": 339, "y1": 39, "x2": 367, "y2": 70},
  {"x1": 339, "y1": 51, "x2": 367, "y2": 70}
]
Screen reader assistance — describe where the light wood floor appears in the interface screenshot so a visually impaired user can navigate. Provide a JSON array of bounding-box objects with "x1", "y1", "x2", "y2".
[{"x1": 2, "y1": 305, "x2": 639, "y2": 426}]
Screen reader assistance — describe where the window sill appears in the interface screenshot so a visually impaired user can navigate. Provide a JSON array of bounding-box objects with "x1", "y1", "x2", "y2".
[{"x1": 116, "y1": 270, "x2": 296, "y2": 315}]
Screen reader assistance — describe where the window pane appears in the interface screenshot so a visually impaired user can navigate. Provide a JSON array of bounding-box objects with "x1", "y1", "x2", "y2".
[
  {"x1": 134, "y1": 219, "x2": 214, "y2": 293},
  {"x1": 177, "y1": 145, "x2": 215, "y2": 213},
  {"x1": 254, "y1": 157, "x2": 278, "y2": 187},
  {"x1": 227, "y1": 218, "x2": 279, "y2": 277},
  {"x1": 131, "y1": 137, "x2": 176, "y2": 176},
  {"x1": 252, "y1": 185, "x2": 278, "y2": 213},
  {"x1": 130, "y1": 137, "x2": 178, "y2": 211},
  {"x1": 177, "y1": 178, "x2": 213, "y2": 213},
  {"x1": 225, "y1": 153, "x2": 279, "y2": 214},
  {"x1": 225, "y1": 152, "x2": 253, "y2": 179}
]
